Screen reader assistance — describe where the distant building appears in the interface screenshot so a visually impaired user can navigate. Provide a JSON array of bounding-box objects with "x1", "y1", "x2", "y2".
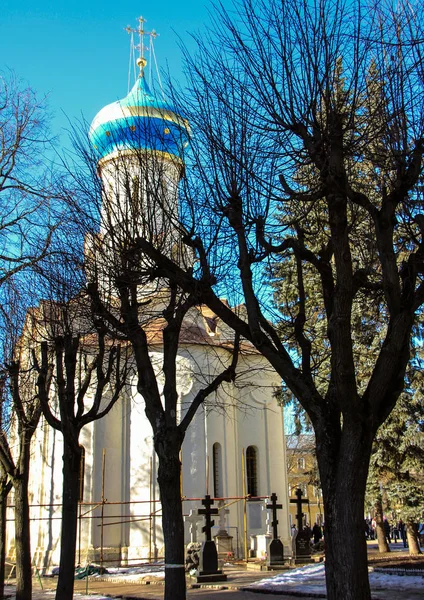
[{"x1": 286, "y1": 434, "x2": 324, "y2": 526}]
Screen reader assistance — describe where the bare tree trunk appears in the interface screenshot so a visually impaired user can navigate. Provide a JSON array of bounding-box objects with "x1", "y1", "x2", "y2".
[
  {"x1": 0, "y1": 491, "x2": 7, "y2": 600},
  {"x1": 406, "y1": 520, "x2": 422, "y2": 555},
  {"x1": 0, "y1": 473, "x2": 11, "y2": 600},
  {"x1": 156, "y1": 435, "x2": 186, "y2": 600},
  {"x1": 14, "y1": 475, "x2": 31, "y2": 600},
  {"x1": 55, "y1": 443, "x2": 82, "y2": 600},
  {"x1": 318, "y1": 425, "x2": 372, "y2": 600},
  {"x1": 374, "y1": 498, "x2": 390, "y2": 553}
]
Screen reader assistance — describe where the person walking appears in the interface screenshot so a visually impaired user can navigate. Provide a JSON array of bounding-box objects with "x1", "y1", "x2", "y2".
[
  {"x1": 392, "y1": 523, "x2": 399, "y2": 543},
  {"x1": 398, "y1": 520, "x2": 408, "y2": 548},
  {"x1": 383, "y1": 518, "x2": 391, "y2": 545},
  {"x1": 370, "y1": 518, "x2": 376, "y2": 540},
  {"x1": 312, "y1": 522, "x2": 323, "y2": 546}
]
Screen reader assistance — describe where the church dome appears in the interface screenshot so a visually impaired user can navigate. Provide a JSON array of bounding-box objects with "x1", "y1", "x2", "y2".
[{"x1": 89, "y1": 71, "x2": 190, "y2": 162}]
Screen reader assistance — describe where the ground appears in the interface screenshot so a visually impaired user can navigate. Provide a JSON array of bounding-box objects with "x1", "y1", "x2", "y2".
[{"x1": 4, "y1": 542, "x2": 424, "y2": 599}]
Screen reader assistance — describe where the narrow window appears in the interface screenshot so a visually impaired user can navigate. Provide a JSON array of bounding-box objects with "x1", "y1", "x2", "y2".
[
  {"x1": 297, "y1": 457, "x2": 305, "y2": 470},
  {"x1": 246, "y1": 446, "x2": 258, "y2": 498},
  {"x1": 78, "y1": 446, "x2": 85, "y2": 502},
  {"x1": 131, "y1": 176, "x2": 140, "y2": 212},
  {"x1": 212, "y1": 442, "x2": 222, "y2": 498}
]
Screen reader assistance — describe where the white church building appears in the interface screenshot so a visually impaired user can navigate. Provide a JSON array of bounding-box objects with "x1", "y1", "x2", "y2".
[{"x1": 7, "y1": 25, "x2": 291, "y2": 570}]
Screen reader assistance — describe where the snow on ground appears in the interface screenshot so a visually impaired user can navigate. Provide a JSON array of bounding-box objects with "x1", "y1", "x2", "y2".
[
  {"x1": 244, "y1": 562, "x2": 423, "y2": 594},
  {"x1": 368, "y1": 568, "x2": 423, "y2": 590},
  {"x1": 96, "y1": 563, "x2": 165, "y2": 582},
  {"x1": 4, "y1": 564, "x2": 166, "y2": 599},
  {"x1": 5, "y1": 560, "x2": 422, "y2": 598}
]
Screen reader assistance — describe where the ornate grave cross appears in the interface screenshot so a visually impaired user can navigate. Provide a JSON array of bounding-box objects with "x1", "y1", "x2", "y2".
[
  {"x1": 290, "y1": 488, "x2": 310, "y2": 531},
  {"x1": 217, "y1": 500, "x2": 230, "y2": 535},
  {"x1": 198, "y1": 494, "x2": 219, "y2": 542},
  {"x1": 185, "y1": 509, "x2": 203, "y2": 543},
  {"x1": 266, "y1": 493, "x2": 283, "y2": 539}
]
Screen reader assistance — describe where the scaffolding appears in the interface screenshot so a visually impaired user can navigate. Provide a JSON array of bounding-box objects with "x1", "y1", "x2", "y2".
[
  {"x1": 6, "y1": 495, "x2": 269, "y2": 569},
  {"x1": 6, "y1": 447, "x2": 277, "y2": 570}
]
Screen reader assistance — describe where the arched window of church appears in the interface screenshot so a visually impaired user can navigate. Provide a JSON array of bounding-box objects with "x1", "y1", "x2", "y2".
[
  {"x1": 246, "y1": 446, "x2": 259, "y2": 498},
  {"x1": 212, "y1": 443, "x2": 223, "y2": 498},
  {"x1": 78, "y1": 446, "x2": 85, "y2": 502}
]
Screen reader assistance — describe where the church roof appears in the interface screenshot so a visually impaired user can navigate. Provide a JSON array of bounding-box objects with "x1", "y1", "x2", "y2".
[
  {"x1": 26, "y1": 298, "x2": 256, "y2": 356},
  {"x1": 139, "y1": 304, "x2": 255, "y2": 353},
  {"x1": 89, "y1": 74, "x2": 190, "y2": 163}
]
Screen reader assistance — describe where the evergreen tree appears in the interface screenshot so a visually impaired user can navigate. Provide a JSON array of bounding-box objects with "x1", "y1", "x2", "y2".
[{"x1": 366, "y1": 354, "x2": 424, "y2": 554}]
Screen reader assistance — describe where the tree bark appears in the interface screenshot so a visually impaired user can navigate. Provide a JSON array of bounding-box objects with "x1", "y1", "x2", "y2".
[
  {"x1": 0, "y1": 475, "x2": 11, "y2": 600},
  {"x1": 317, "y1": 423, "x2": 373, "y2": 600},
  {"x1": 55, "y1": 443, "x2": 82, "y2": 600},
  {"x1": 406, "y1": 520, "x2": 422, "y2": 555},
  {"x1": 13, "y1": 474, "x2": 32, "y2": 600},
  {"x1": 374, "y1": 498, "x2": 390, "y2": 553},
  {"x1": 156, "y1": 436, "x2": 186, "y2": 600}
]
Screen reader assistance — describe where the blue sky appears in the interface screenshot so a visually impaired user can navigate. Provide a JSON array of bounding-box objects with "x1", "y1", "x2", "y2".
[{"x1": 1, "y1": 0, "x2": 221, "y2": 141}]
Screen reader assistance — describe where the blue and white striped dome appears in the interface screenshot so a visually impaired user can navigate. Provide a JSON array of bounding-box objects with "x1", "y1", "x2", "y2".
[{"x1": 89, "y1": 75, "x2": 190, "y2": 162}]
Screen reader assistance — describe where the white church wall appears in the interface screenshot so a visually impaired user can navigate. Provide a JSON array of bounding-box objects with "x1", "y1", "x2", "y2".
[
  {"x1": 31, "y1": 419, "x2": 63, "y2": 568},
  {"x1": 98, "y1": 154, "x2": 180, "y2": 243},
  {"x1": 127, "y1": 388, "x2": 159, "y2": 560},
  {"x1": 181, "y1": 402, "x2": 207, "y2": 501},
  {"x1": 204, "y1": 387, "x2": 241, "y2": 554},
  {"x1": 91, "y1": 395, "x2": 128, "y2": 559},
  {"x1": 77, "y1": 421, "x2": 95, "y2": 564},
  {"x1": 232, "y1": 353, "x2": 291, "y2": 556}
]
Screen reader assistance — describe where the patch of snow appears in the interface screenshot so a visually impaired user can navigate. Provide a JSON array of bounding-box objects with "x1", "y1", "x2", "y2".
[
  {"x1": 96, "y1": 563, "x2": 165, "y2": 582},
  {"x1": 105, "y1": 563, "x2": 164, "y2": 576},
  {"x1": 244, "y1": 562, "x2": 424, "y2": 593},
  {"x1": 369, "y1": 568, "x2": 424, "y2": 590}
]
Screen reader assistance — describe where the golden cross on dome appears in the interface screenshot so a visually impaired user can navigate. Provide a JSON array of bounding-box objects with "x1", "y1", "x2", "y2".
[{"x1": 125, "y1": 16, "x2": 159, "y2": 75}]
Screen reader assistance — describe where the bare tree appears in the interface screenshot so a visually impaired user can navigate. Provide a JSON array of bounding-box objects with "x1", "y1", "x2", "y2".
[
  {"x1": 0, "y1": 72, "x2": 62, "y2": 600},
  {"x1": 85, "y1": 184, "x2": 241, "y2": 600},
  {"x1": 30, "y1": 295, "x2": 132, "y2": 600},
  {"x1": 0, "y1": 464, "x2": 11, "y2": 600},
  {"x1": 123, "y1": 1, "x2": 424, "y2": 598},
  {"x1": 63, "y1": 105, "x2": 245, "y2": 599},
  {"x1": 0, "y1": 72, "x2": 57, "y2": 291},
  {"x1": 0, "y1": 306, "x2": 42, "y2": 600},
  {"x1": 87, "y1": 292, "x2": 240, "y2": 600}
]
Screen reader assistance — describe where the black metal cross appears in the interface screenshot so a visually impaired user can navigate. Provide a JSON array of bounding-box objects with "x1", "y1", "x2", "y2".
[
  {"x1": 290, "y1": 488, "x2": 309, "y2": 531},
  {"x1": 198, "y1": 494, "x2": 219, "y2": 541},
  {"x1": 266, "y1": 492, "x2": 283, "y2": 540}
]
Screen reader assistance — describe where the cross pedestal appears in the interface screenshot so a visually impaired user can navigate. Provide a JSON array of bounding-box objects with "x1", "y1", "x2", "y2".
[
  {"x1": 196, "y1": 495, "x2": 227, "y2": 582},
  {"x1": 266, "y1": 492, "x2": 284, "y2": 568},
  {"x1": 290, "y1": 489, "x2": 312, "y2": 563}
]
